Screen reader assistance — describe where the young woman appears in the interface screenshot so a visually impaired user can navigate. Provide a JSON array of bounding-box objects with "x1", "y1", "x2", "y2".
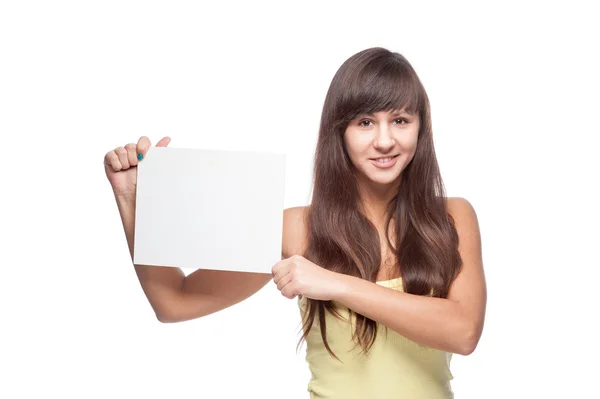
[{"x1": 104, "y1": 47, "x2": 487, "y2": 399}]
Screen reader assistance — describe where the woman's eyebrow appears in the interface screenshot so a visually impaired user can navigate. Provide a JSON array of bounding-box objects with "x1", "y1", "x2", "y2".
[
  {"x1": 362, "y1": 110, "x2": 408, "y2": 116},
  {"x1": 359, "y1": 109, "x2": 415, "y2": 118}
]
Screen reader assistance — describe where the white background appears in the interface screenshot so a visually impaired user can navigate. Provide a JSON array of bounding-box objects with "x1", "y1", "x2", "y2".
[{"x1": 1, "y1": 1, "x2": 598, "y2": 398}]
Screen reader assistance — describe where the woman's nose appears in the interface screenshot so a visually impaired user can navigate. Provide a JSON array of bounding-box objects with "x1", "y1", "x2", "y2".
[{"x1": 373, "y1": 125, "x2": 395, "y2": 150}]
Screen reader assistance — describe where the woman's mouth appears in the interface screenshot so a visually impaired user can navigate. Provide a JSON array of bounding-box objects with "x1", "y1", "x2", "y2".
[{"x1": 370, "y1": 154, "x2": 399, "y2": 169}]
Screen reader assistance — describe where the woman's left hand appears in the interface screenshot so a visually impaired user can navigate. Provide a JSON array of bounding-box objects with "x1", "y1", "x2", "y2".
[{"x1": 272, "y1": 255, "x2": 342, "y2": 301}]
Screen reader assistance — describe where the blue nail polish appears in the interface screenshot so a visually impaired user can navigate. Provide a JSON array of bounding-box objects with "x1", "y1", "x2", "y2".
[{"x1": 137, "y1": 153, "x2": 143, "y2": 161}]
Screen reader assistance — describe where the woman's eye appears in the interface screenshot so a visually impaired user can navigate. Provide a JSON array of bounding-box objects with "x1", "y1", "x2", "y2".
[{"x1": 357, "y1": 118, "x2": 407, "y2": 127}]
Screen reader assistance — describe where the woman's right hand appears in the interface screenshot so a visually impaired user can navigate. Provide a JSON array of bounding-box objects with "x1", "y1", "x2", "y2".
[{"x1": 104, "y1": 136, "x2": 171, "y2": 197}]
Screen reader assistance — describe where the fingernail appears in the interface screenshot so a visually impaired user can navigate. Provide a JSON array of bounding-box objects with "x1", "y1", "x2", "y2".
[{"x1": 137, "y1": 153, "x2": 143, "y2": 161}]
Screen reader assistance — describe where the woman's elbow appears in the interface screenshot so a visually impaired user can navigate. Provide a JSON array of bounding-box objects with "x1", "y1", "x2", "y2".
[
  {"x1": 156, "y1": 307, "x2": 203, "y2": 323},
  {"x1": 155, "y1": 300, "x2": 214, "y2": 323},
  {"x1": 156, "y1": 312, "x2": 184, "y2": 323},
  {"x1": 457, "y1": 327, "x2": 481, "y2": 356},
  {"x1": 154, "y1": 301, "x2": 190, "y2": 323},
  {"x1": 458, "y1": 342, "x2": 477, "y2": 356},
  {"x1": 154, "y1": 292, "x2": 203, "y2": 323}
]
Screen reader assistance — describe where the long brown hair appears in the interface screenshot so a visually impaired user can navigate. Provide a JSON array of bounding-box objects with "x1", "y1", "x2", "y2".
[{"x1": 300, "y1": 47, "x2": 462, "y2": 359}]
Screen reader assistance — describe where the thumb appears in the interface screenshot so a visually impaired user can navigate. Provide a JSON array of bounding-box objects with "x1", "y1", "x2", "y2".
[{"x1": 156, "y1": 136, "x2": 171, "y2": 147}]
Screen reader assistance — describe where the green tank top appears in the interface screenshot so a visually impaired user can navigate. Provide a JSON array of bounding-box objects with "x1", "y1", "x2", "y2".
[{"x1": 298, "y1": 277, "x2": 454, "y2": 399}]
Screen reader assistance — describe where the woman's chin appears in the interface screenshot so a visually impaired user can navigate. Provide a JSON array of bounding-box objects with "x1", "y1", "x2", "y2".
[{"x1": 363, "y1": 173, "x2": 402, "y2": 186}]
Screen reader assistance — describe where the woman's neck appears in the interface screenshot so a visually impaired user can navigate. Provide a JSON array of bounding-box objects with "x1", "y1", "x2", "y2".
[{"x1": 357, "y1": 179, "x2": 400, "y2": 227}]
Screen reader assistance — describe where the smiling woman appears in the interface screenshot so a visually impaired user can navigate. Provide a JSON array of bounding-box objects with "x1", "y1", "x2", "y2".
[
  {"x1": 273, "y1": 48, "x2": 486, "y2": 399},
  {"x1": 105, "y1": 46, "x2": 486, "y2": 399},
  {"x1": 345, "y1": 108, "x2": 419, "y2": 179}
]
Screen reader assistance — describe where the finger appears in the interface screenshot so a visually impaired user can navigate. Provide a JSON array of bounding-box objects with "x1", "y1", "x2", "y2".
[
  {"x1": 115, "y1": 146, "x2": 130, "y2": 169},
  {"x1": 276, "y1": 272, "x2": 294, "y2": 292},
  {"x1": 137, "y1": 136, "x2": 152, "y2": 160},
  {"x1": 271, "y1": 259, "x2": 284, "y2": 277},
  {"x1": 104, "y1": 150, "x2": 123, "y2": 172},
  {"x1": 125, "y1": 143, "x2": 138, "y2": 167},
  {"x1": 273, "y1": 262, "x2": 292, "y2": 284},
  {"x1": 156, "y1": 136, "x2": 171, "y2": 147},
  {"x1": 281, "y1": 281, "x2": 298, "y2": 299}
]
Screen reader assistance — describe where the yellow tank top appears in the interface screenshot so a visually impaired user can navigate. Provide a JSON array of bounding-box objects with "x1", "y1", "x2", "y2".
[{"x1": 298, "y1": 277, "x2": 454, "y2": 399}]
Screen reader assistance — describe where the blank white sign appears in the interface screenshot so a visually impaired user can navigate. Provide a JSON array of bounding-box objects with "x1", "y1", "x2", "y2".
[{"x1": 133, "y1": 146, "x2": 286, "y2": 274}]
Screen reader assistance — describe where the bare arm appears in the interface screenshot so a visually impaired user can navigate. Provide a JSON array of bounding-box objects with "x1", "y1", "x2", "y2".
[
  {"x1": 117, "y1": 192, "x2": 306, "y2": 322},
  {"x1": 116, "y1": 194, "x2": 188, "y2": 322},
  {"x1": 176, "y1": 206, "x2": 309, "y2": 321},
  {"x1": 331, "y1": 197, "x2": 487, "y2": 355}
]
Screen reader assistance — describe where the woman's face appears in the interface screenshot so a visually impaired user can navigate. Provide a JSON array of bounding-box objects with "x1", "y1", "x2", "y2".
[{"x1": 343, "y1": 108, "x2": 420, "y2": 187}]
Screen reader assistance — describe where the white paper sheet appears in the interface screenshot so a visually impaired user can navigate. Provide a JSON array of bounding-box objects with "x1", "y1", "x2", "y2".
[{"x1": 133, "y1": 146, "x2": 286, "y2": 274}]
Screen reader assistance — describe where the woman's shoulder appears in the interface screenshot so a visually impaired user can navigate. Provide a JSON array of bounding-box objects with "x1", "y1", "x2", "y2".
[
  {"x1": 446, "y1": 196, "x2": 476, "y2": 217},
  {"x1": 282, "y1": 205, "x2": 310, "y2": 258},
  {"x1": 445, "y1": 197, "x2": 479, "y2": 234}
]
